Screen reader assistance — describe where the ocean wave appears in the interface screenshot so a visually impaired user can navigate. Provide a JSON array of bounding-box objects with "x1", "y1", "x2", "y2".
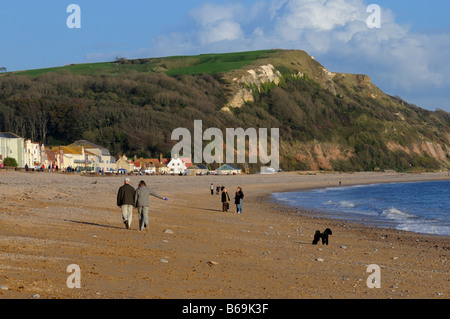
[
  {"x1": 381, "y1": 208, "x2": 416, "y2": 221},
  {"x1": 396, "y1": 223, "x2": 450, "y2": 236},
  {"x1": 314, "y1": 184, "x2": 379, "y2": 193},
  {"x1": 338, "y1": 201, "x2": 356, "y2": 208}
]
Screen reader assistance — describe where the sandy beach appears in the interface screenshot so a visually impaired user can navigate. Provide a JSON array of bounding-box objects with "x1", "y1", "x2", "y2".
[{"x1": 0, "y1": 170, "x2": 448, "y2": 299}]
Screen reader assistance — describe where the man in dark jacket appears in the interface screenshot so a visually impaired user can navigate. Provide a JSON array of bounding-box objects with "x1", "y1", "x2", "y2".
[
  {"x1": 117, "y1": 178, "x2": 136, "y2": 229},
  {"x1": 221, "y1": 188, "x2": 230, "y2": 212}
]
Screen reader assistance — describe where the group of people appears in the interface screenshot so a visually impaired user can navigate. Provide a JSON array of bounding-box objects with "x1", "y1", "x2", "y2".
[
  {"x1": 117, "y1": 178, "x2": 167, "y2": 231},
  {"x1": 24, "y1": 163, "x2": 59, "y2": 172},
  {"x1": 211, "y1": 183, "x2": 244, "y2": 213},
  {"x1": 117, "y1": 178, "x2": 244, "y2": 231}
]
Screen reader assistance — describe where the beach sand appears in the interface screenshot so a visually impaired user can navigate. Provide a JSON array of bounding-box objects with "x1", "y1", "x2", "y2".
[{"x1": 0, "y1": 170, "x2": 448, "y2": 299}]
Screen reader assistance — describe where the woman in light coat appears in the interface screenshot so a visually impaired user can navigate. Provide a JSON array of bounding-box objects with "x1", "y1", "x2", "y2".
[
  {"x1": 234, "y1": 187, "x2": 244, "y2": 214},
  {"x1": 134, "y1": 180, "x2": 167, "y2": 231}
]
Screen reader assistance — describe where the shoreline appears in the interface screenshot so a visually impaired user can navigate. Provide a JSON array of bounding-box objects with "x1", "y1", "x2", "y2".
[
  {"x1": 0, "y1": 170, "x2": 449, "y2": 299},
  {"x1": 267, "y1": 178, "x2": 450, "y2": 238}
]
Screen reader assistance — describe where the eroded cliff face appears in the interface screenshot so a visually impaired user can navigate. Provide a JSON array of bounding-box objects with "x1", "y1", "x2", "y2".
[
  {"x1": 285, "y1": 142, "x2": 351, "y2": 171},
  {"x1": 218, "y1": 50, "x2": 449, "y2": 171},
  {"x1": 285, "y1": 140, "x2": 449, "y2": 171},
  {"x1": 223, "y1": 62, "x2": 338, "y2": 111},
  {"x1": 387, "y1": 141, "x2": 449, "y2": 165},
  {"x1": 222, "y1": 64, "x2": 282, "y2": 112}
]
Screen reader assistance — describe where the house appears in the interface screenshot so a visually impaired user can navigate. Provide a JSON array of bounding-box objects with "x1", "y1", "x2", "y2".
[
  {"x1": 132, "y1": 158, "x2": 162, "y2": 174},
  {"x1": 215, "y1": 164, "x2": 242, "y2": 175},
  {"x1": 187, "y1": 164, "x2": 209, "y2": 176},
  {"x1": 69, "y1": 140, "x2": 117, "y2": 172},
  {"x1": 57, "y1": 145, "x2": 85, "y2": 171},
  {"x1": 43, "y1": 148, "x2": 58, "y2": 169},
  {"x1": 167, "y1": 156, "x2": 188, "y2": 175},
  {"x1": 24, "y1": 140, "x2": 44, "y2": 169},
  {"x1": 145, "y1": 159, "x2": 164, "y2": 175},
  {"x1": 116, "y1": 155, "x2": 134, "y2": 173},
  {"x1": 52, "y1": 144, "x2": 101, "y2": 172},
  {"x1": 0, "y1": 132, "x2": 25, "y2": 167}
]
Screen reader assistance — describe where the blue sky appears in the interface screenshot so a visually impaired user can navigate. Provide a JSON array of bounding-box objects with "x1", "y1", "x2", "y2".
[{"x1": 1, "y1": 0, "x2": 450, "y2": 112}]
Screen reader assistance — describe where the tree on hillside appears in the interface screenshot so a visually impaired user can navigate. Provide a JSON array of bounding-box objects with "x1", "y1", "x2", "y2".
[
  {"x1": 0, "y1": 67, "x2": 7, "y2": 73},
  {"x1": 114, "y1": 57, "x2": 128, "y2": 65}
]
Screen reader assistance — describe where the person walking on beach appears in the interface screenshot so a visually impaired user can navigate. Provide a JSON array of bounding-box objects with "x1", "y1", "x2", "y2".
[
  {"x1": 216, "y1": 185, "x2": 220, "y2": 196},
  {"x1": 134, "y1": 180, "x2": 167, "y2": 231},
  {"x1": 117, "y1": 178, "x2": 136, "y2": 229},
  {"x1": 210, "y1": 183, "x2": 214, "y2": 195},
  {"x1": 221, "y1": 187, "x2": 230, "y2": 212},
  {"x1": 234, "y1": 187, "x2": 244, "y2": 214}
]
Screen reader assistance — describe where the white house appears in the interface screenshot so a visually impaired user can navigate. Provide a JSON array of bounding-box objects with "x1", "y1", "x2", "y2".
[
  {"x1": 167, "y1": 156, "x2": 187, "y2": 174},
  {"x1": 25, "y1": 139, "x2": 44, "y2": 169}
]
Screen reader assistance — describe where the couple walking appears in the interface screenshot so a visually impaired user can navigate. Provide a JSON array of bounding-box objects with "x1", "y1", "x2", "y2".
[
  {"x1": 221, "y1": 186, "x2": 244, "y2": 213},
  {"x1": 117, "y1": 178, "x2": 167, "y2": 231}
]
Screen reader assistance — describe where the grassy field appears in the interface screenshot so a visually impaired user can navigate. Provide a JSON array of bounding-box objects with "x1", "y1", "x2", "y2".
[
  {"x1": 15, "y1": 61, "x2": 152, "y2": 77},
  {"x1": 11, "y1": 50, "x2": 278, "y2": 78},
  {"x1": 165, "y1": 50, "x2": 277, "y2": 76}
]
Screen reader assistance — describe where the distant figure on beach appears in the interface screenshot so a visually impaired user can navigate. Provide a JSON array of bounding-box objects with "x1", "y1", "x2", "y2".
[
  {"x1": 216, "y1": 185, "x2": 220, "y2": 196},
  {"x1": 134, "y1": 180, "x2": 167, "y2": 231},
  {"x1": 234, "y1": 187, "x2": 244, "y2": 214},
  {"x1": 221, "y1": 188, "x2": 230, "y2": 212},
  {"x1": 117, "y1": 178, "x2": 136, "y2": 229},
  {"x1": 210, "y1": 183, "x2": 214, "y2": 195}
]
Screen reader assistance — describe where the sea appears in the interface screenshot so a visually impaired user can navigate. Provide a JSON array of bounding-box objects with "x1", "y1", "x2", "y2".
[{"x1": 272, "y1": 180, "x2": 450, "y2": 236}]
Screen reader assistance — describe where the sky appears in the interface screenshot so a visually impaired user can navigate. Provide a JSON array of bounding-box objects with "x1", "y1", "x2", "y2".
[{"x1": 1, "y1": 0, "x2": 450, "y2": 112}]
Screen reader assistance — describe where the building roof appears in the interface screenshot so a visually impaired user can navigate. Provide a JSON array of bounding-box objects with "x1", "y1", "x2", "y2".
[
  {"x1": 190, "y1": 164, "x2": 208, "y2": 170},
  {"x1": 0, "y1": 132, "x2": 22, "y2": 139},
  {"x1": 132, "y1": 158, "x2": 163, "y2": 168},
  {"x1": 59, "y1": 145, "x2": 83, "y2": 155},
  {"x1": 216, "y1": 164, "x2": 240, "y2": 171},
  {"x1": 70, "y1": 140, "x2": 111, "y2": 156}
]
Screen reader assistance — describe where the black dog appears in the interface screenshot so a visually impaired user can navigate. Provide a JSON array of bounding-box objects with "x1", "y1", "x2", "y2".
[{"x1": 312, "y1": 228, "x2": 332, "y2": 245}]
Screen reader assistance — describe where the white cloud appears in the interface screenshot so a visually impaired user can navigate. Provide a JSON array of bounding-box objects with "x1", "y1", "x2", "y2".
[
  {"x1": 189, "y1": 3, "x2": 245, "y2": 44},
  {"x1": 200, "y1": 20, "x2": 244, "y2": 44},
  {"x1": 276, "y1": 0, "x2": 363, "y2": 32},
  {"x1": 190, "y1": 3, "x2": 243, "y2": 27}
]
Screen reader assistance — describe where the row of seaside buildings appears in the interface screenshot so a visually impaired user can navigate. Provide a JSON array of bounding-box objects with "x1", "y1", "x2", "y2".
[{"x1": 0, "y1": 132, "x2": 242, "y2": 175}]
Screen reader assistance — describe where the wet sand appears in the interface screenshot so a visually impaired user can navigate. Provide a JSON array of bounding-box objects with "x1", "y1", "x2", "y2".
[{"x1": 0, "y1": 170, "x2": 448, "y2": 299}]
